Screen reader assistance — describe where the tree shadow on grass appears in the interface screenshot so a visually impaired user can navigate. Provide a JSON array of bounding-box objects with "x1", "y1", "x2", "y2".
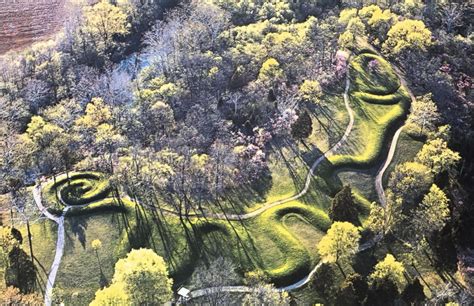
[{"x1": 66, "y1": 217, "x2": 88, "y2": 249}]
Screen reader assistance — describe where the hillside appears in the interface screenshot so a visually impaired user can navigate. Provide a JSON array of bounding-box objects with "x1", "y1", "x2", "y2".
[{"x1": 0, "y1": 0, "x2": 472, "y2": 305}]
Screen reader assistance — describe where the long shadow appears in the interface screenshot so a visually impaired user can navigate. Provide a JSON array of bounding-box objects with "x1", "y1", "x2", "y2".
[{"x1": 66, "y1": 216, "x2": 88, "y2": 249}]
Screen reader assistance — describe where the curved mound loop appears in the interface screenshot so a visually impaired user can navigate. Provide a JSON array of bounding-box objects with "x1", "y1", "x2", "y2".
[
  {"x1": 42, "y1": 172, "x2": 119, "y2": 215},
  {"x1": 34, "y1": 51, "x2": 413, "y2": 301},
  {"x1": 328, "y1": 52, "x2": 410, "y2": 169},
  {"x1": 58, "y1": 175, "x2": 110, "y2": 206}
]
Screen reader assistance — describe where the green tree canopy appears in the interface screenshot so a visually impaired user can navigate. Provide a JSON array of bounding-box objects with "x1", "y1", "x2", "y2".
[
  {"x1": 415, "y1": 138, "x2": 461, "y2": 175},
  {"x1": 369, "y1": 254, "x2": 405, "y2": 290},
  {"x1": 91, "y1": 248, "x2": 173, "y2": 305},
  {"x1": 383, "y1": 19, "x2": 432, "y2": 55},
  {"x1": 318, "y1": 222, "x2": 360, "y2": 276}
]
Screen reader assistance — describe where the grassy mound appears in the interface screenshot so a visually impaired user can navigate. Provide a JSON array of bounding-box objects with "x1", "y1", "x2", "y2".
[
  {"x1": 42, "y1": 172, "x2": 120, "y2": 215},
  {"x1": 350, "y1": 52, "x2": 400, "y2": 95},
  {"x1": 32, "y1": 51, "x2": 413, "y2": 301},
  {"x1": 329, "y1": 52, "x2": 410, "y2": 170}
]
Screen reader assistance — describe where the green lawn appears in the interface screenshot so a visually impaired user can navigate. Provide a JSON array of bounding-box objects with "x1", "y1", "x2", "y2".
[{"x1": 18, "y1": 50, "x2": 421, "y2": 305}]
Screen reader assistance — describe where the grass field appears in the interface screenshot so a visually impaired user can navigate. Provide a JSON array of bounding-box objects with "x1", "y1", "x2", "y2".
[{"x1": 12, "y1": 50, "x2": 420, "y2": 305}]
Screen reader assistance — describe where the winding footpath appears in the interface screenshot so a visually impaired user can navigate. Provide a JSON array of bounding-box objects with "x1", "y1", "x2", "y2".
[
  {"x1": 188, "y1": 59, "x2": 413, "y2": 298},
  {"x1": 33, "y1": 185, "x2": 71, "y2": 306},
  {"x1": 374, "y1": 126, "x2": 404, "y2": 206},
  {"x1": 32, "y1": 55, "x2": 413, "y2": 303},
  {"x1": 187, "y1": 66, "x2": 355, "y2": 299}
]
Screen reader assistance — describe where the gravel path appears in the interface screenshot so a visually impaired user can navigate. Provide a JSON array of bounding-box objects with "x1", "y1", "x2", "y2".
[
  {"x1": 32, "y1": 53, "x2": 413, "y2": 303},
  {"x1": 33, "y1": 184, "x2": 71, "y2": 306},
  {"x1": 186, "y1": 66, "x2": 355, "y2": 298},
  {"x1": 374, "y1": 126, "x2": 404, "y2": 206},
  {"x1": 187, "y1": 56, "x2": 414, "y2": 299}
]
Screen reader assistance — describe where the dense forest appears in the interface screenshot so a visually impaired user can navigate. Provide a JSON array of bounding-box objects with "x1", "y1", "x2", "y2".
[{"x1": 0, "y1": 0, "x2": 472, "y2": 305}]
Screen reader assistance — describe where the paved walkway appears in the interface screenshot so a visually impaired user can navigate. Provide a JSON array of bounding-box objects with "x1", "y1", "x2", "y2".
[
  {"x1": 33, "y1": 184, "x2": 70, "y2": 306},
  {"x1": 186, "y1": 56, "x2": 412, "y2": 299},
  {"x1": 32, "y1": 53, "x2": 412, "y2": 303}
]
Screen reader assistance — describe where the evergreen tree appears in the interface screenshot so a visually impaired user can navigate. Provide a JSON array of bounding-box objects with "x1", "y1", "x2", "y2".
[
  {"x1": 401, "y1": 278, "x2": 426, "y2": 305},
  {"x1": 291, "y1": 110, "x2": 313, "y2": 141},
  {"x1": 329, "y1": 185, "x2": 360, "y2": 225}
]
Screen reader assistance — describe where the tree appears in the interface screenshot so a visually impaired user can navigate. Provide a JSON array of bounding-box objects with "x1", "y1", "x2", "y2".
[
  {"x1": 383, "y1": 19, "x2": 432, "y2": 56},
  {"x1": 91, "y1": 248, "x2": 173, "y2": 305},
  {"x1": 369, "y1": 254, "x2": 405, "y2": 290},
  {"x1": 317, "y1": 222, "x2": 360, "y2": 277},
  {"x1": 299, "y1": 80, "x2": 322, "y2": 105},
  {"x1": 387, "y1": 162, "x2": 433, "y2": 209},
  {"x1": 0, "y1": 286, "x2": 42, "y2": 305},
  {"x1": 366, "y1": 277, "x2": 399, "y2": 306},
  {"x1": 401, "y1": 278, "x2": 426, "y2": 304},
  {"x1": 439, "y1": 3, "x2": 466, "y2": 33},
  {"x1": 414, "y1": 184, "x2": 450, "y2": 237},
  {"x1": 291, "y1": 110, "x2": 313, "y2": 141},
  {"x1": 335, "y1": 273, "x2": 368, "y2": 306},
  {"x1": 78, "y1": 0, "x2": 130, "y2": 55},
  {"x1": 346, "y1": 17, "x2": 366, "y2": 38},
  {"x1": 90, "y1": 283, "x2": 129, "y2": 306},
  {"x1": 258, "y1": 58, "x2": 284, "y2": 84},
  {"x1": 358, "y1": 5, "x2": 396, "y2": 44},
  {"x1": 406, "y1": 94, "x2": 440, "y2": 136},
  {"x1": 329, "y1": 186, "x2": 360, "y2": 225},
  {"x1": 190, "y1": 257, "x2": 239, "y2": 305},
  {"x1": 243, "y1": 272, "x2": 290, "y2": 305},
  {"x1": 415, "y1": 138, "x2": 461, "y2": 176},
  {"x1": 311, "y1": 263, "x2": 338, "y2": 304}
]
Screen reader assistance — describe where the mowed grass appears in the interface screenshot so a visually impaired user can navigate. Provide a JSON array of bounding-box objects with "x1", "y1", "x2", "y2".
[
  {"x1": 19, "y1": 51, "x2": 415, "y2": 304},
  {"x1": 329, "y1": 52, "x2": 410, "y2": 170},
  {"x1": 26, "y1": 189, "x2": 328, "y2": 304},
  {"x1": 214, "y1": 92, "x2": 349, "y2": 215},
  {"x1": 382, "y1": 130, "x2": 425, "y2": 185}
]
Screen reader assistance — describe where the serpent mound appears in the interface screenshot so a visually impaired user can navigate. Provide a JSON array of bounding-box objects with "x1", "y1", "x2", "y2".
[
  {"x1": 0, "y1": 0, "x2": 66, "y2": 54},
  {"x1": 43, "y1": 172, "x2": 115, "y2": 212}
]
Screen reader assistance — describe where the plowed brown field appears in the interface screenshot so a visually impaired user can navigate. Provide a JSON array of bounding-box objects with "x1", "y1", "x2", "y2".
[{"x1": 0, "y1": 0, "x2": 66, "y2": 54}]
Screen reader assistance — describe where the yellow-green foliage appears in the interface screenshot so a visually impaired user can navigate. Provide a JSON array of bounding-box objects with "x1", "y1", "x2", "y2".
[
  {"x1": 369, "y1": 254, "x2": 405, "y2": 289},
  {"x1": 317, "y1": 222, "x2": 360, "y2": 263},
  {"x1": 415, "y1": 138, "x2": 461, "y2": 174},
  {"x1": 338, "y1": 8, "x2": 358, "y2": 26},
  {"x1": 259, "y1": 58, "x2": 284, "y2": 82},
  {"x1": 299, "y1": 80, "x2": 322, "y2": 104},
  {"x1": 80, "y1": 0, "x2": 130, "y2": 52},
  {"x1": 417, "y1": 184, "x2": 450, "y2": 233},
  {"x1": 91, "y1": 249, "x2": 173, "y2": 305},
  {"x1": 383, "y1": 19, "x2": 432, "y2": 55}
]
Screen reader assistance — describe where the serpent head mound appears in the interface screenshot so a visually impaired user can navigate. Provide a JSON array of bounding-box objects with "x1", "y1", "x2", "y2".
[{"x1": 351, "y1": 53, "x2": 401, "y2": 96}]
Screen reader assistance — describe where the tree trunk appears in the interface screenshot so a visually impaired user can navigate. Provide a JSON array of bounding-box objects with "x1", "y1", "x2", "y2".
[
  {"x1": 336, "y1": 260, "x2": 347, "y2": 278},
  {"x1": 26, "y1": 220, "x2": 34, "y2": 261}
]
